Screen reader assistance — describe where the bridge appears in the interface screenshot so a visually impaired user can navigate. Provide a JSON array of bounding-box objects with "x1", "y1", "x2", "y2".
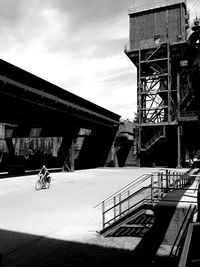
[{"x1": 0, "y1": 59, "x2": 120, "y2": 173}]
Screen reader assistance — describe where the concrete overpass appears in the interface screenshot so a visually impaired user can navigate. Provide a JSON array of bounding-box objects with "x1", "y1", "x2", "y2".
[{"x1": 0, "y1": 59, "x2": 120, "y2": 172}]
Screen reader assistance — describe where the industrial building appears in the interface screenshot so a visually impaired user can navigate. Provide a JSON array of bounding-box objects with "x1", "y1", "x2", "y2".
[{"x1": 125, "y1": 0, "x2": 200, "y2": 168}]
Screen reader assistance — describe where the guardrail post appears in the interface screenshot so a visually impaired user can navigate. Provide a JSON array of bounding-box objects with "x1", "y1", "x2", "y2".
[
  {"x1": 102, "y1": 201, "x2": 105, "y2": 229},
  {"x1": 161, "y1": 172, "x2": 163, "y2": 194},
  {"x1": 114, "y1": 196, "x2": 116, "y2": 222},
  {"x1": 166, "y1": 170, "x2": 169, "y2": 191},
  {"x1": 173, "y1": 171, "x2": 175, "y2": 187},
  {"x1": 127, "y1": 190, "x2": 130, "y2": 210},
  {"x1": 158, "y1": 172, "x2": 161, "y2": 199},
  {"x1": 151, "y1": 174, "x2": 154, "y2": 204},
  {"x1": 176, "y1": 173, "x2": 180, "y2": 187},
  {"x1": 119, "y1": 193, "x2": 122, "y2": 217}
]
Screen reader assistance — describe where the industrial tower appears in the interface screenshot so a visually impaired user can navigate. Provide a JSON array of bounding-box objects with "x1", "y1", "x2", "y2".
[{"x1": 125, "y1": 0, "x2": 200, "y2": 167}]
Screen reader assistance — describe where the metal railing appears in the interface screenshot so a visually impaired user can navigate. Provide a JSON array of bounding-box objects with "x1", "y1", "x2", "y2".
[
  {"x1": 178, "y1": 222, "x2": 200, "y2": 267},
  {"x1": 97, "y1": 169, "x2": 188, "y2": 230},
  {"x1": 170, "y1": 204, "x2": 196, "y2": 259},
  {"x1": 141, "y1": 126, "x2": 166, "y2": 150},
  {"x1": 179, "y1": 111, "x2": 199, "y2": 119}
]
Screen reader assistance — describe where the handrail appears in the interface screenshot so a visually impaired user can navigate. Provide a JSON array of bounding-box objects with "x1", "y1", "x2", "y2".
[
  {"x1": 104, "y1": 198, "x2": 147, "y2": 227},
  {"x1": 178, "y1": 222, "x2": 200, "y2": 267},
  {"x1": 142, "y1": 126, "x2": 166, "y2": 150},
  {"x1": 170, "y1": 204, "x2": 196, "y2": 258},
  {"x1": 93, "y1": 173, "x2": 153, "y2": 208},
  {"x1": 104, "y1": 186, "x2": 151, "y2": 215},
  {"x1": 99, "y1": 169, "x2": 188, "y2": 231}
]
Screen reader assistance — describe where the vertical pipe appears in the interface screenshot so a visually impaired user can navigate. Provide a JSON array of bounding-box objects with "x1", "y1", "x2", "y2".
[
  {"x1": 177, "y1": 125, "x2": 181, "y2": 168},
  {"x1": 167, "y1": 42, "x2": 171, "y2": 123},
  {"x1": 138, "y1": 49, "x2": 142, "y2": 167},
  {"x1": 177, "y1": 72, "x2": 180, "y2": 120}
]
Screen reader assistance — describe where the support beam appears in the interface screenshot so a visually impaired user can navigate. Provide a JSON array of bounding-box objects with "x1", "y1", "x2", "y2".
[{"x1": 177, "y1": 125, "x2": 182, "y2": 168}]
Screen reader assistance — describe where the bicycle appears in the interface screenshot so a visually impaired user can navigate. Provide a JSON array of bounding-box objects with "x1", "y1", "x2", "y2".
[{"x1": 35, "y1": 174, "x2": 51, "y2": 190}]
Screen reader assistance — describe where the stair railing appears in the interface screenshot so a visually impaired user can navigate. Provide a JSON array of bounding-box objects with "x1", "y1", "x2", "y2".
[
  {"x1": 141, "y1": 126, "x2": 166, "y2": 150},
  {"x1": 178, "y1": 222, "x2": 200, "y2": 267},
  {"x1": 170, "y1": 204, "x2": 196, "y2": 260},
  {"x1": 96, "y1": 169, "x2": 187, "y2": 230}
]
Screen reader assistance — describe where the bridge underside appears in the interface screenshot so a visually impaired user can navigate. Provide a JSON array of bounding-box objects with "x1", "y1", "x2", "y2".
[{"x1": 0, "y1": 59, "x2": 121, "y2": 173}]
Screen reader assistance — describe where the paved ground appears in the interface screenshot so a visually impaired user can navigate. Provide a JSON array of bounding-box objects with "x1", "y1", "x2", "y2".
[{"x1": 0, "y1": 167, "x2": 158, "y2": 267}]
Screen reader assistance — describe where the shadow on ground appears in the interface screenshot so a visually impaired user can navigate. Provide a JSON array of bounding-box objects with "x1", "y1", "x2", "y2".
[
  {"x1": 0, "y1": 173, "x2": 197, "y2": 267},
  {"x1": 0, "y1": 228, "x2": 138, "y2": 267}
]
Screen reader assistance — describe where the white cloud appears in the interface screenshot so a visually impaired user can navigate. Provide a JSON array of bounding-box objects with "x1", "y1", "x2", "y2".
[{"x1": 0, "y1": 0, "x2": 136, "y2": 120}]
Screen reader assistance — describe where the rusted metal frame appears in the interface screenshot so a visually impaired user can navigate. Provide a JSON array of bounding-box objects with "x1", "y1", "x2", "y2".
[
  {"x1": 141, "y1": 73, "x2": 167, "y2": 123},
  {"x1": 145, "y1": 44, "x2": 162, "y2": 62},
  {"x1": 140, "y1": 57, "x2": 168, "y2": 64},
  {"x1": 140, "y1": 73, "x2": 168, "y2": 79},
  {"x1": 140, "y1": 121, "x2": 178, "y2": 126},
  {"x1": 145, "y1": 94, "x2": 159, "y2": 119},
  {"x1": 159, "y1": 79, "x2": 168, "y2": 91},
  {"x1": 151, "y1": 96, "x2": 164, "y2": 106},
  {"x1": 146, "y1": 100, "x2": 166, "y2": 119},
  {"x1": 146, "y1": 79, "x2": 160, "y2": 94},
  {"x1": 138, "y1": 49, "x2": 142, "y2": 157},
  {"x1": 141, "y1": 106, "x2": 168, "y2": 111},
  {"x1": 138, "y1": 49, "x2": 142, "y2": 124},
  {"x1": 167, "y1": 42, "x2": 172, "y2": 123},
  {"x1": 147, "y1": 106, "x2": 165, "y2": 123},
  {"x1": 151, "y1": 174, "x2": 154, "y2": 204},
  {"x1": 145, "y1": 78, "x2": 160, "y2": 94},
  {"x1": 148, "y1": 108, "x2": 165, "y2": 123}
]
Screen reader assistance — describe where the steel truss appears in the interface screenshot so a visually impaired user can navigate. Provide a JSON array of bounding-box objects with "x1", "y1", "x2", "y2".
[{"x1": 138, "y1": 43, "x2": 176, "y2": 125}]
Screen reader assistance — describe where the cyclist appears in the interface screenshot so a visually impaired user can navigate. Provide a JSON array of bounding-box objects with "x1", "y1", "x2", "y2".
[{"x1": 38, "y1": 165, "x2": 49, "y2": 187}]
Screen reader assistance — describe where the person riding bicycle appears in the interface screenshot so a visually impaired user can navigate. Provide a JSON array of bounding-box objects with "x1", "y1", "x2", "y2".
[{"x1": 38, "y1": 165, "x2": 49, "y2": 186}]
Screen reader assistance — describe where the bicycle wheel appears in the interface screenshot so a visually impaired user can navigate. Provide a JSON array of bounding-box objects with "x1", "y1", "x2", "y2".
[
  {"x1": 35, "y1": 181, "x2": 42, "y2": 190},
  {"x1": 45, "y1": 176, "x2": 51, "y2": 189},
  {"x1": 45, "y1": 182, "x2": 50, "y2": 189}
]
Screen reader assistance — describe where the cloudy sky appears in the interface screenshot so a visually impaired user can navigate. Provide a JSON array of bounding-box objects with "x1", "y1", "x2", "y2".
[{"x1": 0, "y1": 0, "x2": 199, "y2": 121}]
